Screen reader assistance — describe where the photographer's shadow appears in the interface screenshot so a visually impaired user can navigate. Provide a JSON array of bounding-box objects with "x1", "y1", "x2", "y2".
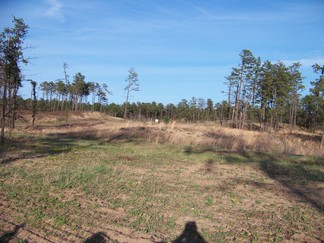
[{"x1": 173, "y1": 221, "x2": 207, "y2": 243}]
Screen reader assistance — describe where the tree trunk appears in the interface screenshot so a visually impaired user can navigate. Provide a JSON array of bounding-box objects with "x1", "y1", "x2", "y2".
[
  {"x1": 1, "y1": 80, "x2": 7, "y2": 143},
  {"x1": 235, "y1": 72, "x2": 244, "y2": 128},
  {"x1": 31, "y1": 81, "x2": 37, "y2": 126},
  {"x1": 233, "y1": 86, "x2": 239, "y2": 128},
  {"x1": 320, "y1": 123, "x2": 324, "y2": 149},
  {"x1": 289, "y1": 93, "x2": 297, "y2": 133},
  {"x1": 227, "y1": 83, "x2": 231, "y2": 121},
  {"x1": 241, "y1": 89, "x2": 254, "y2": 130},
  {"x1": 124, "y1": 88, "x2": 130, "y2": 120},
  {"x1": 11, "y1": 86, "x2": 17, "y2": 129},
  {"x1": 261, "y1": 101, "x2": 266, "y2": 130}
]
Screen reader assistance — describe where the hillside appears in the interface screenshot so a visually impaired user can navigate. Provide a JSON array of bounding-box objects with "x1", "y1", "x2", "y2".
[{"x1": 13, "y1": 111, "x2": 324, "y2": 157}]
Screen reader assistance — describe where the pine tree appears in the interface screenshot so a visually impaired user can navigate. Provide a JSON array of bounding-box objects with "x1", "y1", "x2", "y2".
[
  {"x1": 1, "y1": 17, "x2": 29, "y2": 143},
  {"x1": 309, "y1": 64, "x2": 324, "y2": 148},
  {"x1": 124, "y1": 68, "x2": 139, "y2": 120},
  {"x1": 29, "y1": 80, "x2": 37, "y2": 126},
  {"x1": 226, "y1": 49, "x2": 259, "y2": 128},
  {"x1": 288, "y1": 63, "x2": 304, "y2": 132}
]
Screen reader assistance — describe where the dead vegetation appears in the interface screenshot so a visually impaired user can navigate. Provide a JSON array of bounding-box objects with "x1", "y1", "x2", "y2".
[{"x1": 16, "y1": 111, "x2": 322, "y2": 157}]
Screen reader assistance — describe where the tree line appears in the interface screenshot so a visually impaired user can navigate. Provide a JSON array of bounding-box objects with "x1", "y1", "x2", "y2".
[
  {"x1": 223, "y1": 50, "x2": 323, "y2": 133},
  {"x1": 24, "y1": 66, "x2": 139, "y2": 120},
  {"x1": 1, "y1": 17, "x2": 324, "y2": 146},
  {"x1": 36, "y1": 69, "x2": 111, "y2": 113}
]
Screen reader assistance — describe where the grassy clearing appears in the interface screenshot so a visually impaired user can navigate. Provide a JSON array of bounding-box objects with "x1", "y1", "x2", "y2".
[{"x1": 0, "y1": 115, "x2": 323, "y2": 242}]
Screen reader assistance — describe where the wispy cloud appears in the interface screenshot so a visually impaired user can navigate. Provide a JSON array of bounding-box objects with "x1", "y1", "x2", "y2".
[
  {"x1": 281, "y1": 58, "x2": 324, "y2": 67},
  {"x1": 44, "y1": 0, "x2": 64, "y2": 21},
  {"x1": 185, "y1": 1, "x2": 323, "y2": 23}
]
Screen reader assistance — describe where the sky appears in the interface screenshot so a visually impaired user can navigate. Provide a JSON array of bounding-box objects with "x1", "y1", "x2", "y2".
[{"x1": 1, "y1": 0, "x2": 324, "y2": 105}]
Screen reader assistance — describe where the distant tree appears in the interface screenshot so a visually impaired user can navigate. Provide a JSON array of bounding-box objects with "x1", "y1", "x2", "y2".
[
  {"x1": 288, "y1": 63, "x2": 304, "y2": 131},
  {"x1": 224, "y1": 50, "x2": 309, "y2": 132},
  {"x1": 257, "y1": 60, "x2": 273, "y2": 128},
  {"x1": 240, "y1": 56, "x2": 261, "y2": 129},
  {"x1": 226, "y1": 50, "x2": 259, "y2": 128},
  {"x1": 49, "y1": 81, "x2": 57, "y2": 111},
  {"x1": 300, "y1": 94, "x2": 317, "y2": 130},
  {"x1": 124, "y1": 68, "x2": 139, "y2": 119},
  {"x1": 63, "y1": 62, "x2": 69, "y2": 87},
  {"x1": 62, "y1": 62, "x2": 70, "y2": 122},
  {"x1": 189, "y1": 97, "x2": 197, "y2": 122},
  {"x1": 97, "y1": 89, "x2": 107, "y2": 111},
  {"x1": 225, "y1": 69, "x2": 239, "y2": 124},
  {"x1": 55, "y1": 79, "x2": 67, "y2": 111},
  {"x1": 39, "y1": 81, "x2": 50, "y2": 109},
  {"x1": 149, "y1": 101, "x2": 158, "y2": 120},
  {"x1": 107, "y1": 103, "x2": 123, "y2": 117},
  {"x1": 93, "y1": 83, "x2": 111, "y2": 112},
  {"x1": 215, "y1": 101, "x2": 228, "y2": 126},
  {"x1": 309, "y1": 64, "x2": 324, "y2": 148},
  {"x1": 177, "y1": 99, "x2": 190, "y2": 120},
  {"x1": 224, "y1": 75, "x2": 233, "y2": 122},
  {"x1": 310, "y1": 64, "x2": 324, "y2": 127},
  {"x1": 257, "y1": 61, "x2": 294, "y2": 129},
  {"x1": 166, "y1": 103, "x2": 176, "y2": 120},
  {"x1": 72, "y1": 72, "x2": 87, "y2": 111},
  {"x1": 270, "y1": 62, "x2": 295, "y2": 129},
  {"x1": 206, "y1": 98, "x2": 214, "y2": 121},
  {"x1": 157, "y1": 102, "x2": 164, "y2": 121},
  {"x1": 88, "y1": 82, "x2": 98, "y2": 109},
  {"x1": 197, "y1": 98, "x2": 206, "y2": 121},
  {"x1": 29, "y1": 80, "x2": 37, "y2": 126}
]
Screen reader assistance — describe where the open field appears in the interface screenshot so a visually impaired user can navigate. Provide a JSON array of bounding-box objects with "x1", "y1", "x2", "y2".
[{"x1": 1, "y1": 112, "x2": 324, "y2": 242}]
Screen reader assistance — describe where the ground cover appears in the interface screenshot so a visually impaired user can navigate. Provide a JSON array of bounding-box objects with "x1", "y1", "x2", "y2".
[{"x1": 0, "y1": 114, "x2": 323, "y2": 242}]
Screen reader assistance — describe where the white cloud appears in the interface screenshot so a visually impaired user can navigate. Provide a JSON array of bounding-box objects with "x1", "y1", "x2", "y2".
[
  {"x1": 281, "y1": 58, "x2": 324, "y2": 67},
  {"x1": 44, "y1": 0, "x2": 64, "y2": 21}
]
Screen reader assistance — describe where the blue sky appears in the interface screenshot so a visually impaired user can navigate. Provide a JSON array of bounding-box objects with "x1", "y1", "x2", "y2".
[{"x1": 1, "y1": 0, "x2": 324, "y2": 105}]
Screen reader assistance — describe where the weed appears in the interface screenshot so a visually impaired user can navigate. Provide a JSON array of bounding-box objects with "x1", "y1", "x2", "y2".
[
  {"x1": 7, "y1": 191, "x2": 18, "y2": 200},
  {"x1": 166, "y1": 217, "x2": 176, "y2": 229},
  {"x1": 205, "y1": 197, "x2": 213, "y2": 206},
  {"x1": 255, "y1": 199, "x2": 262, "y2": 205},
  {"x1": 183, "y1": 146, "x2": 193, "y2": 154}
]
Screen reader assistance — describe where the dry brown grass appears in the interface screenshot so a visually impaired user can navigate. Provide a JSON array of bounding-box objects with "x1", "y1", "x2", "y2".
[
  {"x1": 15, "y1": 111, "x2": 324, "y2": 157},
  {"x1": 75, "y1": 121, "x2": 324, "y2": 157}
]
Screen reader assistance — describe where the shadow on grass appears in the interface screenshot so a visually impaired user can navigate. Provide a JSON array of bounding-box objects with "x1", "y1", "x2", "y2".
[
  {"x1": 84, "y1": 231, "x2": 110, "y2": 243},
  {"x1": 82, "y1": 222, "x2": 207, "y2": 243},
  {"x1": 0, "y1": 223, "x2": 25, "y2": 243},
  {"x1": 289, "y1": 132, "x2": 322, "y2": 143},
  {"x1": 173, "y1": 221, "x2": 207, "y2": 243},
  {"x1": 223, "y1": 151, "x2": 324, "y2": 213},
  {"x1": 185, "y1": 146, "x2": 323, "y2": 213},
  {"x1": 106, "y1": 126, "x2": 160, "y2": 143},
  {"x1": 0, "y1": 132, "x2": 98, "y2": 166},
  {"x1": 0, "y1": 126, "x2": 153, "y2": 166}
]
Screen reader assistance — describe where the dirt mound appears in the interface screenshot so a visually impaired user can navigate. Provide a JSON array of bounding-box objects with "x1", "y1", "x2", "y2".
[{"x1": 18, "y1": 110, "x2": 123, "y2": 124}]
